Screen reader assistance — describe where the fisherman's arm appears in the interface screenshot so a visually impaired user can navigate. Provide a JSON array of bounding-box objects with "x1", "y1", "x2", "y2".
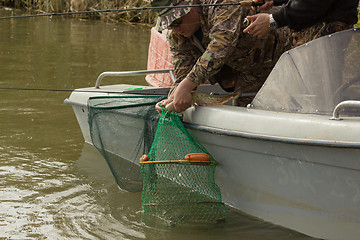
[
  {"x1": 167, "y1": 3, "x2": 244, "y2": 112},
  {"x1": 244, "y1": 0, "x2": 335, "y2": 36},
  {"x1": 273, "y1": 0, "x2": 288, "y2": 5},
  {"x1": 158, "y1": 4, "x2": 243, "y2": 112},
  {"x1": 169, "y1": 32, "x2": 198, "y2": 85},
  {"x1": 273, "y1": 0, "x2": 335, "y2": 29},
  {"x1": 156, "y1": 32, "x2": 198, "y2": 113},
  {"x1": 158, "y1": 1, "x2": 244, "y2": 113},
  {"x1": 186, "y1": 3, "x2": 243, "y2": 85},
  {"x1": 251, "y1": 0, "x2": 287, "y2": 12}
]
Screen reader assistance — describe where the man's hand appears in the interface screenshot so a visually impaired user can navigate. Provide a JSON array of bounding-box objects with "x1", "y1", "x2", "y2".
[
  {"x1": 243, "y1": 13, "x2": 272, "y2": 37},
  {"x1": 155, "y1": 78, "x2": 197, "y2": 113},
  {"x1": 155, "y1": 98, "x2": 173, "y2": 113},
  {"x1": 172, "y1": 78, "x2": 197, "y2": 113}
]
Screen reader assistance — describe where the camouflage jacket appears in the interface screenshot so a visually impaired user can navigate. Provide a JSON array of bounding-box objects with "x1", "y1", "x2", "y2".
[{"x1": 168, "y1": 0, "x2": 291, "y2": 93}]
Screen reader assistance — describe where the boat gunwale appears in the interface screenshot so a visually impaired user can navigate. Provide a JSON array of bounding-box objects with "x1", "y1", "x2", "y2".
[
  {"x1": 65, "y1": 97, "x2": 360, "y2": 148},
  {"x1": 184, "y1": 122, "x2": 360, "y2": 149}
]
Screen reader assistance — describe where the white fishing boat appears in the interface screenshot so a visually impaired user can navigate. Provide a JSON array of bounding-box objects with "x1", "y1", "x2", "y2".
[{"x1": 64, "y1": 28, "x2": 360, "y2": 240}]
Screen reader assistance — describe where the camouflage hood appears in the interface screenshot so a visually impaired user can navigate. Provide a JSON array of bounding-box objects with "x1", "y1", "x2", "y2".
[{"x1": 152, "y1": 0, "x2": 194, "y2": 32}]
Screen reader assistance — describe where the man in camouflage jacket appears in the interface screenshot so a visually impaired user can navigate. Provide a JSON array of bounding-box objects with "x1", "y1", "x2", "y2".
[{"x1": 153, "y1": 0, "x2": 291, "y2": 112}]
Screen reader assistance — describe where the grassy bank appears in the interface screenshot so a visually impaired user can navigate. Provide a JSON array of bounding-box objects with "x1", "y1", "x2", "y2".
[
  {"x1": 0, "y1": 1, "x2": 359, "y2": 27},
  {"x1": 0, "y1": 0, "x2": 157, "y2": 25}
]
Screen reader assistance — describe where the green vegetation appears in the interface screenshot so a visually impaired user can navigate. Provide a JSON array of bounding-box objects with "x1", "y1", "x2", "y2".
[
  {"x1": 356, "y1": 6, "x2": 360, "y2": 28},
  {"x1": 0, "y1": 1, "x2": 359, "y2": 27},
  {"x1": 0, "y1": 0, "x2": 157, "y2": 25}
]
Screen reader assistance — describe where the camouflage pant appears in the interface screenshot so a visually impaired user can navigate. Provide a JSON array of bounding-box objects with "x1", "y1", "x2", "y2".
[{"x1": 291, "y1": 21, "x2": 354, "y2": 48}]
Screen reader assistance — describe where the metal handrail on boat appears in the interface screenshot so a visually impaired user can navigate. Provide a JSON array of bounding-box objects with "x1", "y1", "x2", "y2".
[
  {"x1": 95, "y1": 69, "x2": 175, "y2": 88},
  {"x1": 330, "y1": 100, "x2": 360, "y2": 120}
]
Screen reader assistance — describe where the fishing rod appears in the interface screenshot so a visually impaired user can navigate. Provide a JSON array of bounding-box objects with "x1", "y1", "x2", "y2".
[{"x1": 0, "y1": 0, "x2": 265, "y2": 20}]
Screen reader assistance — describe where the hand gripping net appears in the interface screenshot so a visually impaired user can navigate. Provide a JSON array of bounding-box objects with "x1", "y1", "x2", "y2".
[
  {"x1": 88, "y1": 95, "x2": 225, "y2": 224},
  {"x1": 140, "y1": 108, "x2": 226, "y2": 225}
]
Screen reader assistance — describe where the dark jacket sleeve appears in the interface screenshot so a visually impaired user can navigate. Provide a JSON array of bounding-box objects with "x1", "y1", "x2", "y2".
[
  {"x1": 272, "y1": 0, "x2": 359, "y2": 30},
  {"x1": 273, "y1": 0, "x2": 288, "y2": 6}
]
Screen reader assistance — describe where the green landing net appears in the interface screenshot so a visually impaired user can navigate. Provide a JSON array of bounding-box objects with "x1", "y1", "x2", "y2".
[
  {"x1": 140, "y1": 108, "x2": 226, "y2": 225},
  {"x1": 88, "y1": 95, "x2": 225, "y2": 224}
]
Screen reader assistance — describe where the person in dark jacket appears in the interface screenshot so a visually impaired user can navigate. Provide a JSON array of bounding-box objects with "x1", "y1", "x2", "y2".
[{"x1": 243, "y1": 0, "x2": 359, "y2": 47}]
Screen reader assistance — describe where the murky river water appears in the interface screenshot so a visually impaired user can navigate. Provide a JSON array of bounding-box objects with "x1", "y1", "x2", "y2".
[{"x1": 0, "y1": 10, "x2": 317, "y2": 239}]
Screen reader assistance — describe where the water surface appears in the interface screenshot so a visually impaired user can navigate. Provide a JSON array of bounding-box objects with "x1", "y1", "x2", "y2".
[{"x1": 0, "y1": 11, "x2": 316, "y2": 239}]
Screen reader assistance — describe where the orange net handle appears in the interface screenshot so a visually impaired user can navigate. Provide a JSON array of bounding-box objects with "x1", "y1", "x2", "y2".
[{"x1": 139, "y1": 153, "x2": 217, "y2": 165}]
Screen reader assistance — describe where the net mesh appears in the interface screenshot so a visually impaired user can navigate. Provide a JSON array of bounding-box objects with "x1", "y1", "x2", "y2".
[
  {"x1": 88, "y1": 95, "x2": 166, "y2": 192},
  {"x1": 140, "y1": 108, "x2": 226, "y2": 224},
  {"x1": 88, "y1": 95, "x2": 225, "y2": 224}
]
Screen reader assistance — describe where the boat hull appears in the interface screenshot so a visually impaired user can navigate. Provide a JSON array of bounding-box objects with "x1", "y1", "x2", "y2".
[
  {"x1": 65, "y1": 88, "x2": 360, "y2": 240},
  {"x1": 188, "y1": 126, "x2": 360, "y2": 240}
]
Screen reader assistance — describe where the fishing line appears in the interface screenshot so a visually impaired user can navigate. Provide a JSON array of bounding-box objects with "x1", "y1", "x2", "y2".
[
  {"x1": 0, "y1": 87, "x2": 74, "y2": 92},
  {"x1": 0, "y1": 87, "x2": 122, "y2": 93},
  {"x1": 0, "y1": 1, "x2": 262, "y2": 20},
  {"x1": 0, "y1": 87, "x2": 164, "y2": 94}
]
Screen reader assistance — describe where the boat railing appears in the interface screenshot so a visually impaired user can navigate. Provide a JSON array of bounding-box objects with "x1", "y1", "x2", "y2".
[
  {"x1": 95, "y1": 69, "x2": 175, "y2": 89},
  {"x1": 330, "y1": 100, "x2": 360, "y2": 120}
]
